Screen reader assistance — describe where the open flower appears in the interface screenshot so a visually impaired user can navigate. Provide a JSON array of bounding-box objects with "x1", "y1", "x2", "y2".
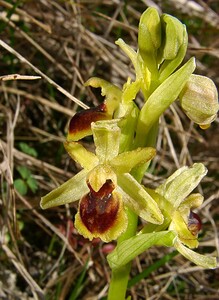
[
  {"x1": 41, "y1": 118, "x2": 163, "y2": 242},
  {"x1": 108, "y1": 163, "x2": 217, "y2": 269},
  {"x1": 155, "y1": 163, "x2": 217, "y2": 268}
]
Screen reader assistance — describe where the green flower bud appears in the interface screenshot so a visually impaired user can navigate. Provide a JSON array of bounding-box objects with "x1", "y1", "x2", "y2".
[
  {"x1": 138, "y1": 7, "x2": 161, "y2": 74},
  {"x1": 160, "y1": 14, "x2": 185, "y2": 60},
  {"x1": 179, "y1": 75, "x2": 219, "y2": 128}
]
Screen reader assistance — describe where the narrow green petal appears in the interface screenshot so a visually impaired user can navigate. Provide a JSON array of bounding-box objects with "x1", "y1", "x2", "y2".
[
  {"x1": 92, "y1": 120, "x2": 120, "y2": 163},
  {"x1": 107, "y1": 231, "x2": 176, "y2": 270},
  {"x1": 40, "y1": 169, "x2": 88, "y2": 209},
  {"x1": 174, "y1": 239, "x2": 218, "y2": 269},
  {"x1": 156, "y1": 163, "x2": 207, "y2": 208},
  {"x1": 64, "y1": 141, "x2": 98, "y2": 170},
  {"x1": 110, "y1": 147, "x2": 156, "y2": 173},
  {"x1": 115, "y1": 38, "x2": 138, "y2": 72},
  {"x1": 117, "y1": 174, "x2": 163, "y2": 224}
]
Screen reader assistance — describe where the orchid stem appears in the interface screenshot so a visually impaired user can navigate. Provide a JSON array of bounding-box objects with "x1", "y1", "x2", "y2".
[{"x1": 107, "y1": 209, "x2": 138, "y2": 300}]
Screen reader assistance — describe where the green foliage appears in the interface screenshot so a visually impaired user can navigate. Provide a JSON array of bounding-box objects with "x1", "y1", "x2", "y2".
[
  {"x1": 68, "y1": 260, "x2": 89, "y2": 300},
  {"x1": 14, "y1": 166, "x2": 38, "y2": 195},
  {"x1": 19, "y1": 142, "x2": 38, "y2": 158}
]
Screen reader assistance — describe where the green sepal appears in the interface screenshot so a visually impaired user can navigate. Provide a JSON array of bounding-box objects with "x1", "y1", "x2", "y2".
[
  {"x1": 156, "y1": 163, "x2": 207, "y2": 209},
  {"x1": 174, "y1": 239, "x2": 218, "y2": 269},
  {"x1": 117, "y1": 173, "x2": 164, "y2": 224},
  {"x1": 40, "y1": 169, "x2": 88, "y2": 209},
  {"x1": 107, "y1": 231, "x2": 176, "y2": 270},
  {"x1": 117, "y1": 102, "x2": 139, "y2": 152},
  {"x1": 92, "y1": 120, "x2": 120, "y2": 163}
]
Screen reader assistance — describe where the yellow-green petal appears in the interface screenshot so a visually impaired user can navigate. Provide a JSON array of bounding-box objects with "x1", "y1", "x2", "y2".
[
  {"x1": 85, "y1": 77, "x2": 121, "y2": 116},
  {"x1": 110, "y1": 147, "x2": 156, "y2": 174},
  {"x1": 64, "y1": 141, "x2": 98, "y2": 170}
]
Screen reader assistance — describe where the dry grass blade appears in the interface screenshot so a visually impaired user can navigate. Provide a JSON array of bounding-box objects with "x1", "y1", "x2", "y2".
[
  {"x1": 2, "y1": 244, "x2": 45, "y2": 300},
  {"x1": 0, "y1": 0, "x2": 51, "y2": 33},
  {"x1": 0, "y1": 39, "x2": 89, "y2": 109},
  {"x1": 0, "y1": 74, "x2": 41, "y2": 81}
]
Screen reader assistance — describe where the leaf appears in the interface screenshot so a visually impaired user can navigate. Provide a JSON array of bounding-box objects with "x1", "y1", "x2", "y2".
[
  {"x1": 19, "y1": 142, "x2": 38, "y2": 157},
  {"x1": 17, "y1": 166, "x2": 31, "y2": 180},
  {"x1": 14, "y1": 179, "x2": 28, "y2": 196},
  {"x1": 27, "y1": 177, "x2": 38, "y2": 193},
  {"x1": 107, "y1": 231, "x2": 176, "y2": 270}
]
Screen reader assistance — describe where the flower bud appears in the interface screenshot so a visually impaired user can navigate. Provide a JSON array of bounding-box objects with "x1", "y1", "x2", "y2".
[
  {"x1": 179, "y1": 74, "x2": 219, "y2": 128},
  {"x1": 160, "y1": 14, "x2": 185, "y2": 60},
  {"x1": 138, "y1": 7, "x2": 161, "y2": 73}
]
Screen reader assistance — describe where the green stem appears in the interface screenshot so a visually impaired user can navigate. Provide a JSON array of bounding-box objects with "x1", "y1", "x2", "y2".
[{"x1": 107, "y1": 209, "x2": 138, "y2": 300}]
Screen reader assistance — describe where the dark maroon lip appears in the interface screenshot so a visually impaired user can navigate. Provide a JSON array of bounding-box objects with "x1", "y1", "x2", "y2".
[{"x1": 79, "y1": 180, "x2": 119, "y2": 234}]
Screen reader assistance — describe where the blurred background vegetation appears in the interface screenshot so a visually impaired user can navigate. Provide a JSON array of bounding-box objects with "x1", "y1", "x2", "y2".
[{"x1": 0, "y1": 1, "x2": 218, "y2": 299}]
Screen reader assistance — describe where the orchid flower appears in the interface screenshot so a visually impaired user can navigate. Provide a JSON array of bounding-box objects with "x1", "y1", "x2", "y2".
[
  {"x1": 41, "y1": 118, "x2": 163, "y2": 242},
  {"x1": 108, "y1": 163, "x2": 217, "y2": 269}
]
